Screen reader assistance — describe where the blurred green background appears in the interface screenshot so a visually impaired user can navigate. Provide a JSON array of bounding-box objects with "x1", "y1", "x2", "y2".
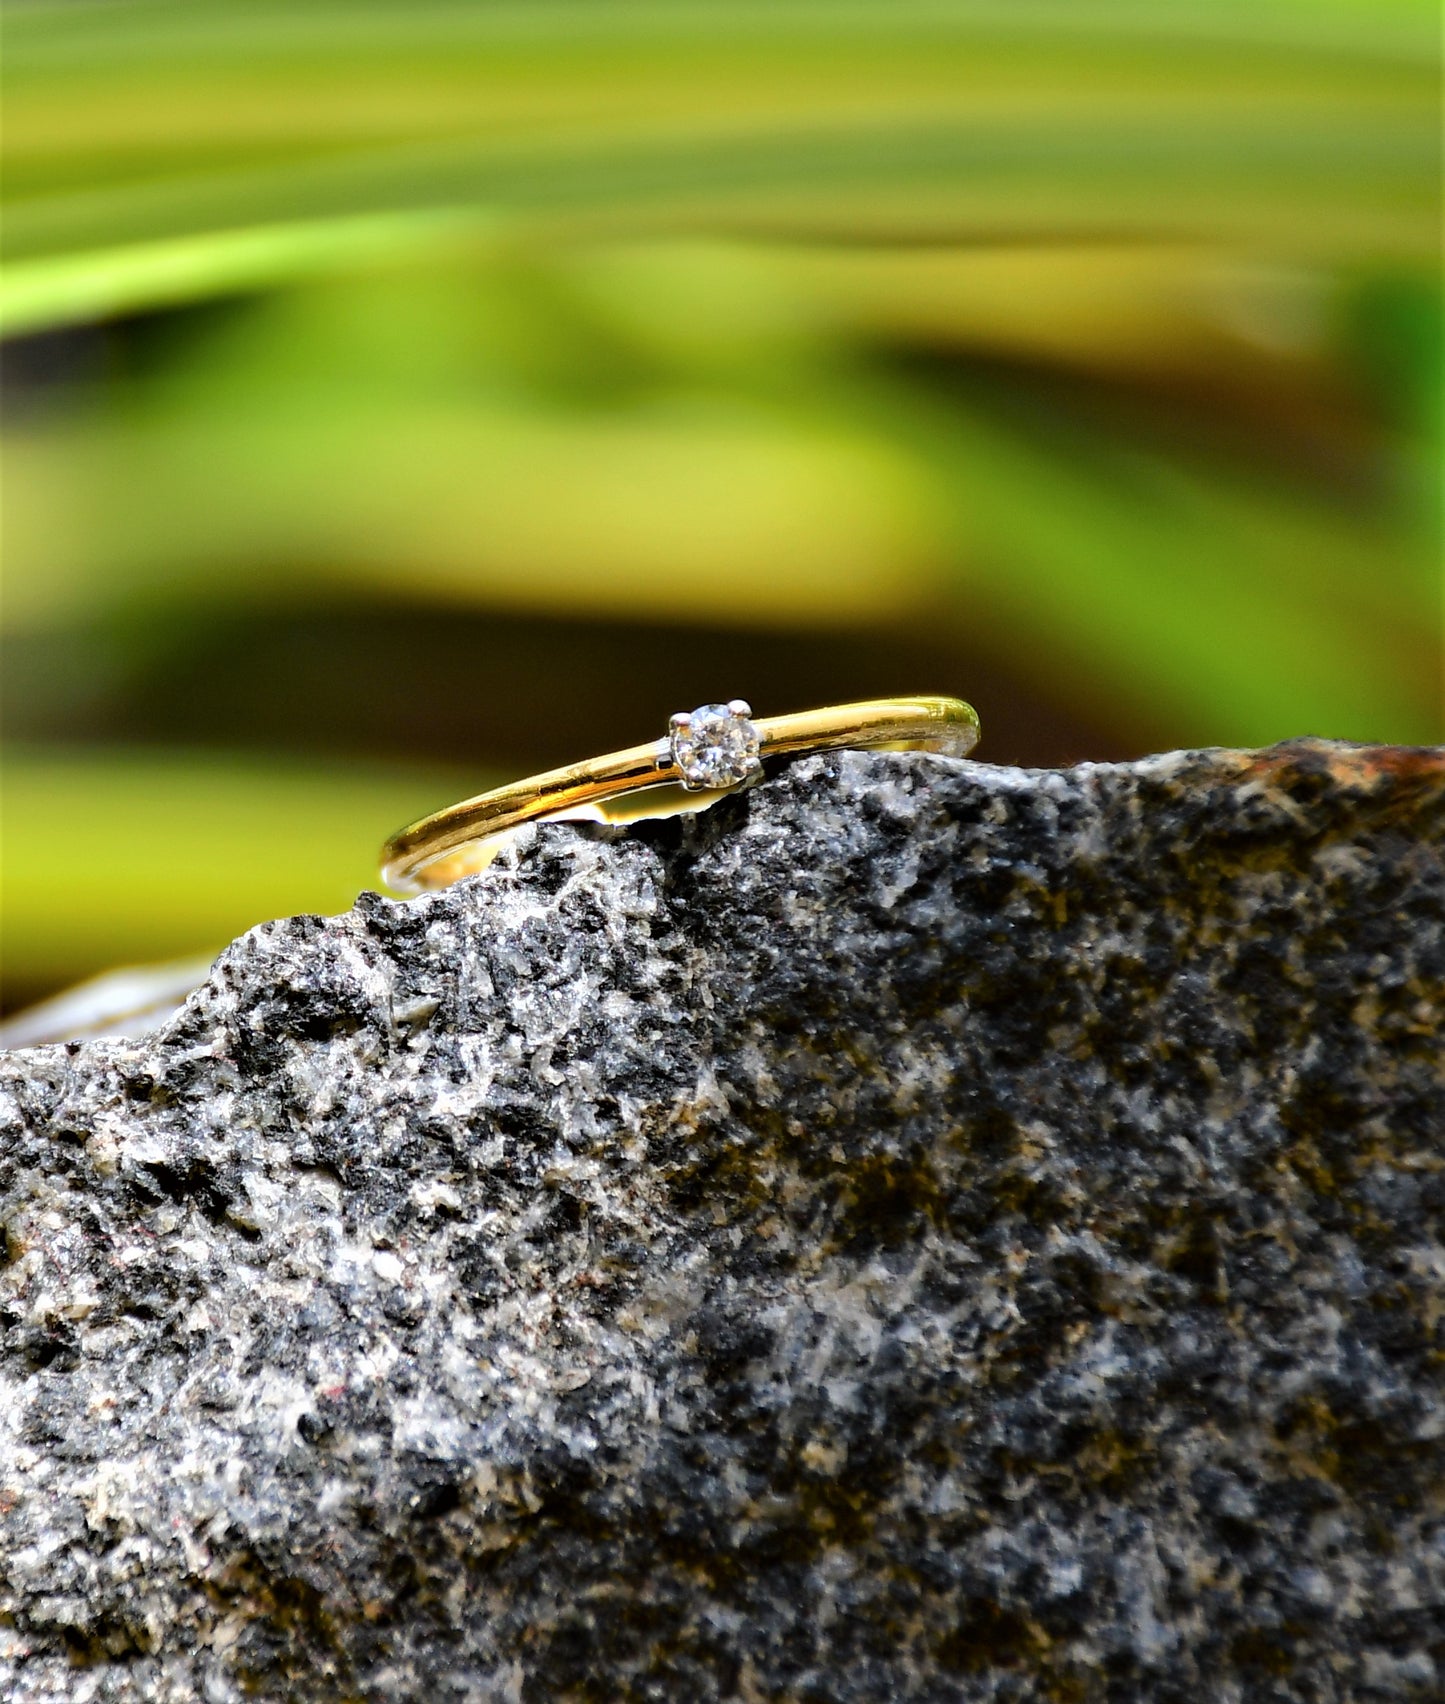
[{"x1": 1, "y1": 0, "x2": 1440, "y2": 1015}]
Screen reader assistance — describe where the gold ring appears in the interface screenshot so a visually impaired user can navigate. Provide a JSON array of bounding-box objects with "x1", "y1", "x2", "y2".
[{"x1": 379, "y1": 695, "x2": 980, "y2": 894}]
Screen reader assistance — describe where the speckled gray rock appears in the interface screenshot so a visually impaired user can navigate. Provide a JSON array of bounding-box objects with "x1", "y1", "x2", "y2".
[{"x1": 2, "y1": 740, "x2": 1442, "y2": 1703}]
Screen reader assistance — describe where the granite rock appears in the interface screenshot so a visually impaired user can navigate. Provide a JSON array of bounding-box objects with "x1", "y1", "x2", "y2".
[{"x1": 1, "y1": 740, "x2": 1442, "y2": 1703}]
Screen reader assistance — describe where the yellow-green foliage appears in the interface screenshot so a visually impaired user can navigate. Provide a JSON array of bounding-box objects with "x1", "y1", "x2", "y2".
[{"x1": 1, "y1": 1, "x2": 1440, "y2": 999}]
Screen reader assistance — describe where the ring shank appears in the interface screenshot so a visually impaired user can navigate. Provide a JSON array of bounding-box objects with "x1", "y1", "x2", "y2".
[{"x1": 380, "y1": 696, "x2": 978, "y2": 893}]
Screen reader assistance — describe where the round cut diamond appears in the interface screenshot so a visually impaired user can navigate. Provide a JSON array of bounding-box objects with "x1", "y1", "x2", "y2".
[{"x1": 669, "y1": 702, "x2": 761, "y2": 791}]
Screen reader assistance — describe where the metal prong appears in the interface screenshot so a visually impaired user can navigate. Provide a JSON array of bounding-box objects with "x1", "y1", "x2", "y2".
[
  {"x1": 669, "y1": 712, "x2": 692, "y2": 731},
  {"x1": 727, "y1": 699, "x2": 752, "y2": 719}
]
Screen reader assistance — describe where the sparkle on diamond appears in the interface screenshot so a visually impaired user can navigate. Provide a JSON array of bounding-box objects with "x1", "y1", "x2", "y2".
[{"x1": 670, "y1": 703, "x2": 761, "y2": 790}]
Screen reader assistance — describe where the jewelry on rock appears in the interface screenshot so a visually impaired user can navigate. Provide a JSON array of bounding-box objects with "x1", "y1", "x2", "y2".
[{"x1": 379, "y1": 695, "x2": 980, "y2": 894}]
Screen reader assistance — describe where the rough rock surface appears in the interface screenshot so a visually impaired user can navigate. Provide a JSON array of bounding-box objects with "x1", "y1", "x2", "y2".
[{"x1": 1, "y1": 739, "x2": 1442, "y2": 1704}]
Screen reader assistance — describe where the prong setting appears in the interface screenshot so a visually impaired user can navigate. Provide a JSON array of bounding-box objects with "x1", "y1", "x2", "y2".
[{"x1": 667, "y1": 701, "x2": 762, "y2": 792}]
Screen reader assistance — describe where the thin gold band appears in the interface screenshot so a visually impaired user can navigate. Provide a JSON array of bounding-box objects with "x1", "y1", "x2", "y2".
[{"x1": 379, "y1": 695, "x2": 980, "y2": 894}]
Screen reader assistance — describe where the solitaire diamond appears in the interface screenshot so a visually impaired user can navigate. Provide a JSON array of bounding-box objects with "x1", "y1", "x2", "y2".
[{"x1": 668, "y1": 700, "x2": 762, "y2": 791}]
